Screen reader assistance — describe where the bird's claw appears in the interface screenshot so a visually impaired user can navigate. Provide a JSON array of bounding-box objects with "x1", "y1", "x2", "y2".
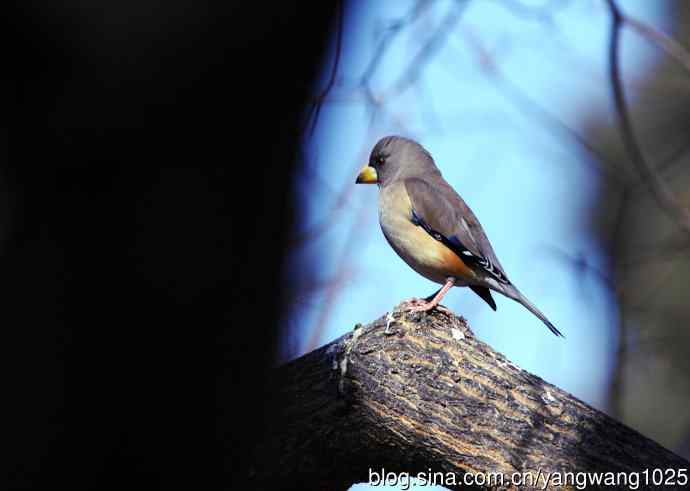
[
  {"x1": 398, "y1": 297, "x2": 451, "y2": 314},
  {"x1": 398, "y1": 297, "x2": 427, "y2": 310}
]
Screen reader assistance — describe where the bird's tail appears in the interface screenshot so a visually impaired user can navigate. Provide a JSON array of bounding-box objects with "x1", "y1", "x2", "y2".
[{"x1": 500, "y1": 284, "x2": 563, "y2": 337}]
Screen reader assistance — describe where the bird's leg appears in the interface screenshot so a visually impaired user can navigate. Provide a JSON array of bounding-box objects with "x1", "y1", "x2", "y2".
[
  {"x1": 402, "y1": 277, "x2": 455, "y2": 313},
  {"x1": 425, "y1": 285, "x2": 453, "y2": 314},
  {"x1": 423, "y1": 287, "x2": 442, "y2": 303}
]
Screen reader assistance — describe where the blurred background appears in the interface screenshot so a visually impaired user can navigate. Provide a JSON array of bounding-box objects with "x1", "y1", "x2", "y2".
[
  {"x1": 287, "y1": 0, "x2": 690, "y2": 487},
  {"x1": 6, "y1": 2, "x2": 335, "y2": 490}
]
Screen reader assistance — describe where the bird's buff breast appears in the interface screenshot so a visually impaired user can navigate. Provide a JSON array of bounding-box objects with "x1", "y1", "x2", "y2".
[{"x1": 378, "y1": 184, "x2": 473, "y2": 286}]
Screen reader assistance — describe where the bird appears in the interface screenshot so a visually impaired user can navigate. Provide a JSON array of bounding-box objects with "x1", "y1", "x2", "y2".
[{"x1": 355, "y1": 135, "x2": 562, "y2": 337}]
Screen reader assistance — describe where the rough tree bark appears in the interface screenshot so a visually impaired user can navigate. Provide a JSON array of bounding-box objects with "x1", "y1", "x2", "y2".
[{"x1": 251, "y1": 305, "x2": 688, "y2": 490}]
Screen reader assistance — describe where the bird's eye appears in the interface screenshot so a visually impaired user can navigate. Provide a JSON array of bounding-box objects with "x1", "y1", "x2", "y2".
[{"x1": 376, "y1": 155, "x2": 385, "y2": 165}]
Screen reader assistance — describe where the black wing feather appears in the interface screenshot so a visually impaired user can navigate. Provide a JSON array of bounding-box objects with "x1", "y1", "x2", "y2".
[
  {"x1": 411, "y1": 209, "x2": 510, "y2": 284},
  {"x1": 470, "y1": 285, "x2": 497, "y2": 310}
]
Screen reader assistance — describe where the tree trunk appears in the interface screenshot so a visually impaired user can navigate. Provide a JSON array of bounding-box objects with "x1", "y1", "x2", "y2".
[{"x1": 251, "y1": 305, "x2": 688, "y2": 490}]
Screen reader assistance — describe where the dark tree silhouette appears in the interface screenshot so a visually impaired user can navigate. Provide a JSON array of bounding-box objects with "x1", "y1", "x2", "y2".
[{"x1": 6, "y1": 2, "x2": 336, "y2": 490}]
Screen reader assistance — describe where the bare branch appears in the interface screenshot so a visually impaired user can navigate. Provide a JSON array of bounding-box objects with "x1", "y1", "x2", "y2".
[
  {"x1": 456, "y1": 27, "x2": 634, "y2": 184},
  {"x1": 488, "y1": 0, "x2": 574, "y2": 25},
  {"x1": 305, "y1": 0, "x2": 344, "y2": 136},
  {"x1": 607, "y1": 185, "x2": 630, "y2": 418},
  {"x1": 304, "y1": 199, "x2": 372, "y2": 352},
  {"x1": 358, "y1": 0, "x2": 457, "y2": 125},
  {"x1": 360, "y1": 1, "x2": 432, "y2": 87},
  {"x1": 547, "y1": 246, "x2": 615, "y2": 291},
  {"x1": 605, "y1": 0, "x2": 690, "y2": 235},
  {"x1": 655, "y1": 139, "x2": 690, "y2": 175},
  {"x1": 391, "y1": 1, "x2": 468, "y2": 95},
  {"x1": 623, "y1": 14, "x2": 690, "y2": 76}
]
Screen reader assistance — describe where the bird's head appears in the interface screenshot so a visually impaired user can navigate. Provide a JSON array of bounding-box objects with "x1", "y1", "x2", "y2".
[{"x1": 356, "y1": 135, "x2": 440, "y2": 187}]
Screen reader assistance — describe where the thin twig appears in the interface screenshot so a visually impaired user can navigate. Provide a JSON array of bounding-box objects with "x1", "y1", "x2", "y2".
[
  {"x1": 305, "y1": 0, "x2": 344, "y2": 136},
  {"x1": 487, "y1": 0, "x2": 573, "y2": 25},
  {"x1": 358, "y1": 1, "x2": 432, "y2": 122},
  {"x1": 305, "y1": 199, "x2": 371, "y2": 352},
  {"x1": 630, "y1": 140, "x2": 690, "y2": 195},
  {"x1": 360, "y1": 1, "x2": 431, "y2": 86},
  {"x1": 624, "y1": 14, "x2": 690, "y2": 76},
  {"x1": 548, "y1": 246, "x2": 614, "y2": 290},
  {"x1": 605, "y1": 0, "x2": 690, "y2": 234},
  {"x1": 607, "y1": 185, "x2": 629, "y2": 418},
  {"x1": 653, "y1": 138, "x2": 690, "y2": 174},
  {"x1": 456, "y1": 27, "x2": 633, "y2": 184},
  {"x1": 391, "y1": 1, "x2": 468, "y2": 95}
]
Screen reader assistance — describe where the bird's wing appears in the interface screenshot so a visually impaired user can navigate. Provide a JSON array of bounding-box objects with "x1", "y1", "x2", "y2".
[
  {"x1": 404, "y1": 176, "x2": 510, "y2": 285},
  {"x1": 404, "y1": 176, "x2": 563, "y2": 337}
]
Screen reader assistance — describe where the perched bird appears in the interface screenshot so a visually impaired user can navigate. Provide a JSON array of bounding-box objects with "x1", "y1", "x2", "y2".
[{"x1": 356, "y1": 135, "x2": 562, "y2": 337}]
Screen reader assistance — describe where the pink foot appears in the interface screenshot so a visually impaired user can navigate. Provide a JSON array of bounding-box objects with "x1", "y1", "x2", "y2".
[
  {"x1": 399, "y1": 297, "x2": 425, "y2": 309},
  {"x1": 398, "y1": 298, "x2": 451, "y2": 314},
  {"x1": 398, "y1": 279, "x2": 456, "y2": 314}
]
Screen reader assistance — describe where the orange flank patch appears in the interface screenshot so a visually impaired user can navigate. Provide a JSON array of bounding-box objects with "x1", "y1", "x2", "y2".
[
  {"x1": 439, "y1": 244, "x2": 476, "y2": 280},
  {"x1": 382, "y1": 214, "x2": 477, "y2": 285}
]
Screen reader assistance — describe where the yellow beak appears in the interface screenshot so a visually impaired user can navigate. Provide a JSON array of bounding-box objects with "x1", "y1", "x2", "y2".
[{"x1": 355, "y1": 165, "x2": 378, "y2": 184}]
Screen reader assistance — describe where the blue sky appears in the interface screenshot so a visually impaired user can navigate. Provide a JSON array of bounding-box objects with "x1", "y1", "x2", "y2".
[{"x1": 284, "y1": 1, "x2": 668, "y2": 487}]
